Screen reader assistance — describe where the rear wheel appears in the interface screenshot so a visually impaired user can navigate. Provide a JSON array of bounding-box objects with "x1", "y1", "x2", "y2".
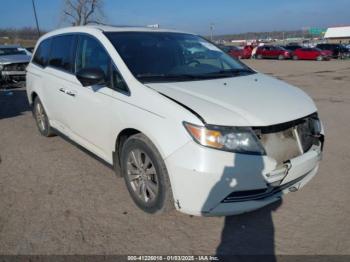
[
  {"x1": 33, "y1": 97, "x2": 55, "y2": 137},
  {"x1": 121, "y1": 133, "x2": 174, "y2": 214},
  {"x1": 316, "y1": 56, "x2": 323, "y2": 61},
  {"x1": 278, "y1": 55, "x2": 284, "y2": 60},
  {"x1": 292, "y1": 55, "x2": 299, "y2": 60},
  {"x1": 257, "y1": 54, "x2": 262, "y2": 59}
]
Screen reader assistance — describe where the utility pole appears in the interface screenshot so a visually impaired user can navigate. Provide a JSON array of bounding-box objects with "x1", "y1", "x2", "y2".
[
  {"x1": 210, "y1": 23, "x2": 215, "y2": 42},
  {"x1": 31, "y1": 0, "x2": 41, "y2": 37}
]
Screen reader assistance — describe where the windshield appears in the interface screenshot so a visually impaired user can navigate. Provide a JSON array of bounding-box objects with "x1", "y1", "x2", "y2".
[
  {"x1": 105, "y1": 32, "x2": 254, "y2": 83},
  {"x1": 0, "y1": 48, "x2": 26, "y2": 56}
]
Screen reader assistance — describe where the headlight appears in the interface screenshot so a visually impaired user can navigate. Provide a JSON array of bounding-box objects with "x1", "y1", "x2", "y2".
[
  {"x1": 184, "y1": 122, "x2": 265, "y2": 155},
  {"x1": 309, "y1": 116, "x2": 322, "y2": 137}
]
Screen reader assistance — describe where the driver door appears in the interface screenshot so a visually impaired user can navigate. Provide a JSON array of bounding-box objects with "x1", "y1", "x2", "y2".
[{"x1": 63, "y1": 35, "x2": 124, "y2": 161}]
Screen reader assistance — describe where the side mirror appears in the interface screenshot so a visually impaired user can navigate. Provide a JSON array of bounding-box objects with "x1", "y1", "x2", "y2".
[{"x1": 76, "y1": 68, "x2": 105, "y2": 87}]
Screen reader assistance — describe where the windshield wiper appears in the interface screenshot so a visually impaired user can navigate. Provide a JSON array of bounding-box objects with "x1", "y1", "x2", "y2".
[
  {"x1": 137, "y1": 69, "x2": 254, "y2": 82},
  {"x1": 207, "y1": 69, "x2": 254, "y2": 76},
  {"x1": 172, "y1": 69, "x2": 253, "y2": 80}
]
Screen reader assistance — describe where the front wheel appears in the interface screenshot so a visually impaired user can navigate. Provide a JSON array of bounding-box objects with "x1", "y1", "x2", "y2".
[
  {"x1": 33, "y1": 97, "x2": 55, "y2": 137},
  {"x1": 121, "y1": 134, "x2": 174, "y2": 214},
  {"x1": 316, "y1": 56, "x2": 323, "y2": 61},
  {"x1": 278, "y1": 55, "x2": 285, "y2": 60}
]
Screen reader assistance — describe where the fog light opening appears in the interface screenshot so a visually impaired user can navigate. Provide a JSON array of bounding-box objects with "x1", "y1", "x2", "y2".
[{"x1": 289, "y1": 186, "x2": 298, "y2": 192}]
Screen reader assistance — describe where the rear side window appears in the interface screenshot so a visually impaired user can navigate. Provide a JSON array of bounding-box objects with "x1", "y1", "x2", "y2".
[
  {"x1": 33, "y1": 39, "x2": 51, "y2": 67},
  {"x1": 49, "y1": 35, "x2": 76, "y2": 72}
]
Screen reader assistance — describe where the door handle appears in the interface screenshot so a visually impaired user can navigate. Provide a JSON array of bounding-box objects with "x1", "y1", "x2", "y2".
[
  {"x1": 59, "y1": 88, "x2": 76, "y2": 97},
  {"x1": 65, "y1": 90, "x2": 76, "y2": 97}
]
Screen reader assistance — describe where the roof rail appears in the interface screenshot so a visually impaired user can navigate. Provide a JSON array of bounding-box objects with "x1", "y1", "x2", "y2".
[{"x1": 87, "y1": 22, "x2": 150, "y2": 28}]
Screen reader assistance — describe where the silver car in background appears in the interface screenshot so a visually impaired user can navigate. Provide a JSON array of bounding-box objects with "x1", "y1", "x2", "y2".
[{"x1": 0, "y1": 45, "x2": 31, "y2": 87}]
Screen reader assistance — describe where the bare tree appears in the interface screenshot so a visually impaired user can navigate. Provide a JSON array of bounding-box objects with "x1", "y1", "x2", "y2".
[{"x1": 62, "y1": 0, "x2": 105, "y2": 26}]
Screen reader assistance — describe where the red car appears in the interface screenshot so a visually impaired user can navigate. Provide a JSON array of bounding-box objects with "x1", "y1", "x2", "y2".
[
  {"x1": 242, "y1": 45, "x2": 253, "y2": 59},
  {"x1": 292, "y1": 48, "x2": 332, "y2": 61},
  {"x1": 256, "y1": 45, "x2": 291, "y2": 60},
  {"x1": 219, "y1": 45, "x2": 244, "y2": 59}
]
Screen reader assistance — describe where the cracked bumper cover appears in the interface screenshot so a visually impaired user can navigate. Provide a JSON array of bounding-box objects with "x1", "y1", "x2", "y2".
[{"x1": 165, "y1": 140, "x2": 321, "y2": 216}]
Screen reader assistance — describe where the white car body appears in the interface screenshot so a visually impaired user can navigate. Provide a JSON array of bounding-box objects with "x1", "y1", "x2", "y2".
[{"x1": 26, "y1": 26, "x2": 323, "y2": 216}]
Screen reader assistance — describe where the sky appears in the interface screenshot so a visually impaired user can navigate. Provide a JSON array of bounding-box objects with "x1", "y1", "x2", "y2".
[{"x1": 0, "y1": 0, "x2": 349, "y2": 35}]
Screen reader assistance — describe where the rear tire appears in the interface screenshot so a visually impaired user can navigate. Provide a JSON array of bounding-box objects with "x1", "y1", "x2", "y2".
[
  {"x1": 121, "y1": 133, "x2": 174, "y2": 214},
  {"x1": 278, "y1": 55, "x2": 284, "y2": 60},
  {"x1": 33, "y1": 97, "x2": 55, "y2": 137},
  {"x1": 316, "y1": 56, "x2": 323, "y2": 61},
  {"x1": 292, "y1": 55, "x2": 299, "y2": 60}
]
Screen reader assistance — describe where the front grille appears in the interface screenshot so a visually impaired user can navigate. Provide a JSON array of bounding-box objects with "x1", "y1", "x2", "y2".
[
  {"x1": 254, "y1": 113, "x2": 320, "y2": 164},
  {"x1": 3, "y1": 63, "x2": 28, "y2": 71}
]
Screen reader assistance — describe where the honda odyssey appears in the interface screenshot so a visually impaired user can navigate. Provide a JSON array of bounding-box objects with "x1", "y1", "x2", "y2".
[{"x1": 26, "y1": 26, "x2": 324, "y2": 216}]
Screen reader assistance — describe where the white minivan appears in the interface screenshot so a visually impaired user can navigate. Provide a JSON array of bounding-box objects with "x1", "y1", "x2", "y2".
[{"x1": 26, "y1": 25, "x2": 324, "y2": 216}]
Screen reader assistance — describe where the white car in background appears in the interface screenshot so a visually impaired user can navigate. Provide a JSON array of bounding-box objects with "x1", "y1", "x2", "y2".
[{"x1": 26, "y1": 26, "x2": 324, "y2": 216}]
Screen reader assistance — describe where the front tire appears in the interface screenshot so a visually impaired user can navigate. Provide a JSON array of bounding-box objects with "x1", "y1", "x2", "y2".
[
  {"x1": 33, "y1": 97, "x2": 55, "y2": 137},
  {"x1": 278, "y1": 55, "x2": 284, "y2": 60},
  {"x1": 121, "y1": 133, "x2": 174, "y2": 214},
  {"x1": 316, "y1": 56, "x2": 323, "y2": 61}
]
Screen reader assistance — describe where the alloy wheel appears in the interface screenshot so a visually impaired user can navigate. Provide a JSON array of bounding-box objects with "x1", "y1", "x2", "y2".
[
  {"x1": 35, "y1": 102, "x2": 46, "y2": 131},
  {"x1": 126, "y1": 149, "x2": 159, "y2": 203}
]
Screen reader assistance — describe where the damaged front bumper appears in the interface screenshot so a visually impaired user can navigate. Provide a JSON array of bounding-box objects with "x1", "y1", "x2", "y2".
[
  {"x1": 0, "y1": 63, "x2": 28, "y2": 83},
  {"x1": 165, "y1": 115, "x2": 323, "y2": 216}
]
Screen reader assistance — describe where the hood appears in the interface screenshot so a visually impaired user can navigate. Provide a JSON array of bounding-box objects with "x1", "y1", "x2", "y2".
[
  {"x1": 147, "y1": 73, "x2": 317, "y2": 126},
  {"x1": 0, "y1": 54, "x2": 31, "y2": 64}
]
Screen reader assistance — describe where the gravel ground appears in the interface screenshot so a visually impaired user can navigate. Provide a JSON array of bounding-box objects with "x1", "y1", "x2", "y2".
[{"x1": 0, "y1": 60, "x2": 349, "y2": 255}]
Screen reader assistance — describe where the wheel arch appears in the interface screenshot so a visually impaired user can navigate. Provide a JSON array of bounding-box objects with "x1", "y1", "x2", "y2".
[
  {"x1": 113, "y1": 128, "x2": 141, "y2": 176},
  {"x1": 30, "y1": 91, "x2": 38, "y2": 106}
]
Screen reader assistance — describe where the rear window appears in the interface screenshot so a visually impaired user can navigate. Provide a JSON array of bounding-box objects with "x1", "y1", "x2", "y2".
[
  {"x1": 49, "y1": 35, "x2": 76, "y2": 72},
  {"x1": 33, "y1": 39, "x2": 51, "y2": 67}
]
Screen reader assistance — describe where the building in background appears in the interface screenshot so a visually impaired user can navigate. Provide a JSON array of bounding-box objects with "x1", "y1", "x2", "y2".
[{"x1": 324, "y1": 26, "x2": 350, "y2": 43}]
